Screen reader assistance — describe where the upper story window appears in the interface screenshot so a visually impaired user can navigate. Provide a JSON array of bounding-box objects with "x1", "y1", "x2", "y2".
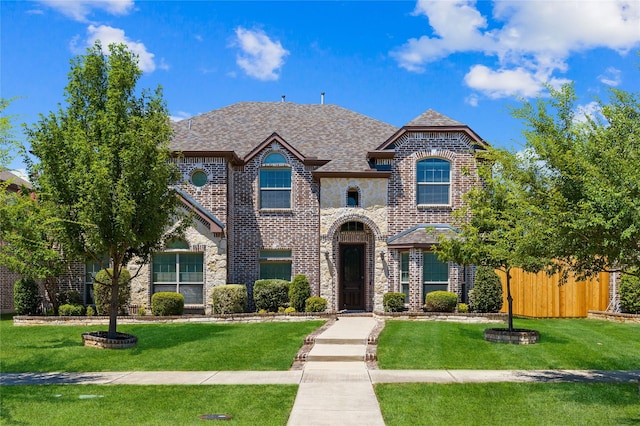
[
  {"x1": 417, "y1": 158, "x2": 450, "y2": 205},
  {"x1": 260, "y1": 153, "x2": 291, "y2": 209},
  {"x1": 346, "y1": 188, "x2": 359, "y2": 207},
  {"x1": 190, "y1": 170, "x2": 208, "y2": 187}
]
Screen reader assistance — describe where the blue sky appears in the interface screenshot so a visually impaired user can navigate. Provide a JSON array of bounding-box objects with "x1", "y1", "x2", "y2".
[{"x1": 2, "y1": 0, "x2": 640, "y2": 176}]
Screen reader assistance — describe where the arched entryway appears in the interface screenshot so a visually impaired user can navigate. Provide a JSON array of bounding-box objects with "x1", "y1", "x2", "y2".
[{"x1": 333, "y1": 220, "x2": 375, "y2": 311}]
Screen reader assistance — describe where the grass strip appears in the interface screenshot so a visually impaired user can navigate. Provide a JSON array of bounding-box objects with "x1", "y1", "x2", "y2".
[
  {"x1": 0, "y1": 384, "x2": 297, "y2": 425},
  {"x1": 376, "y1": 382, "x2": 640, "y2": 425},
  {"x1": 377, "y1": 318, "x2": 640, "y2": 370},
  {"x1": 1, "y1": 319, "x2": 323, "y2": 372}
]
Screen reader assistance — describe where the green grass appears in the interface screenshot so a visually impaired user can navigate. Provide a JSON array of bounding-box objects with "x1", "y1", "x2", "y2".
[
  {"x1": 1, "y1": 318, "x2": 323, "y2": 372},
  {"x1": 0, "y1": 385, "x2": 297, "y2": 426},
  {"x1": 377, "y1": 318, "x2": 640, "y2": 370},
  {"x1": 376, "y1": 382, "x2": 640, "y2": 425}
]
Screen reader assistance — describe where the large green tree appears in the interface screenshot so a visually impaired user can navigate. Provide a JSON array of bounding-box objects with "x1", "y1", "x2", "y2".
[
  {"x1": 436, "y1": 148, "x2": 552, "y2": 331},
  {"x1": 512, "y1": 83, "x2": 640, "y2": 282},
  {"x1": 26, "y1": 42, "x2": 184, "y2": 338},
  {"x1": 1, "y1": 98, "x2": 16, "y2": 169}
]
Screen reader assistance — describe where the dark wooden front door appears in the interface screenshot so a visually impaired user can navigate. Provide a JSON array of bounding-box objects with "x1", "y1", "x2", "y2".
[{"x1": 340, "y1": 244, "x2": 365, "y2": 310}]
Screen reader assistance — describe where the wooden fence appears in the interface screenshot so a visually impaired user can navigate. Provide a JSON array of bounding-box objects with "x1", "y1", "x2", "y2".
[{"x1": 496, "y1": 269, "x2": 610, "y2": 318}]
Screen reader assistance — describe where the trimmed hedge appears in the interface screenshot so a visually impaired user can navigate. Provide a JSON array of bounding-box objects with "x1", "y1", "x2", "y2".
[
  {"x1": 94, "y1": 268, "x2": 131, "y2": 315},
  {"x1": 151, "y1": 292, "x2": 184, "y2": 316},
  {"x1": 383, "y1": 292, "x2": 406, "y2": 312},
  {"x1": 14, "y1": 277, "x2": 41, "y2": 315},
  {"x1": 212, "y1": 284, "x2": 247, "y2": 314},
  {"x1": 58, "y1": 303, "x2": 85, "y2": 316},
  {"x1": 619, "y1": 272, "x2": 640, "y2": 314},
  {"x1": 425, "y1": 290, "x2": 458, "y2": 312},
  {"x1": 305, "y1": 296, "x2": 327, "y2": 312},
  {"x1": 253, "y1": 279, "x2": 290, "y2": 312},
  {"x1": 469, "y1": 266, "x2": 503, "y2": 313},
  {"x1": 289, "y1": 274, "x2": 311, "y2": 312}
]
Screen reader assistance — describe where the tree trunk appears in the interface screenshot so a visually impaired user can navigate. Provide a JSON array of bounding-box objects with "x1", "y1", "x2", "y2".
[
  {"x1": 506, "y1": 267, "x2": 514, "y2": 332},
  {"x1": 108, "y1": 267, "x2": 120, "y2": 339}
]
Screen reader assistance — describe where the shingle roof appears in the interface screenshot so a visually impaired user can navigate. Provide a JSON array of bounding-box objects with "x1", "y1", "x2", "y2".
[
  {"x1": 405, "y1": 109, "x2": 465, "y2": 127},
  {"x1": 171, "y1": 102, "x2": 399, "y2": 172},
  {"x1": 387, "y1": 224, "x2": 457, "y2": 247},
  {"x1": 0, "y1": 170, "x2": 31, "y2": 190}
]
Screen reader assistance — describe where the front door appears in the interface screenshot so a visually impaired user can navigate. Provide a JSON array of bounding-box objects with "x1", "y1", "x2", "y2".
[{"x1": 340, "y1": 244, "x2": 365, "y2": 310}]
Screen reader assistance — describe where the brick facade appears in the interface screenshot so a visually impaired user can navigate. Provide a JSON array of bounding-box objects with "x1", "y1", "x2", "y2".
[{"x1": 2, "y1": 104, "x2": 493, "y2": 314}]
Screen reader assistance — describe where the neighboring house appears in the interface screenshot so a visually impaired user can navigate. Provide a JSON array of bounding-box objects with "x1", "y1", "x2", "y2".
[
  {"x1": 0, "y1": 171, "x2": 32, "y2": 313},
  {"x1": 125, "y1": 102, "x2": 487, "y2": 313}
]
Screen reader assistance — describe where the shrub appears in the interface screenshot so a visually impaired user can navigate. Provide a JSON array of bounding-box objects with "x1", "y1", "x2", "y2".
[
  {"x1": 86, "y1": 306, "x2": 96, "y2": 316},
  {"x1": 94, "y1": 268, "x2": 131, "y2": 315},
  {"x1": 13, "y1": 277, "x2": 41, "y2": 315},
  {"x1": 212, "y1": 284, "x2": 247, "y2": 314},
  {"x1": 57, "y1": 290, "x2": 82, "y2": 306},
  {"x1": 305, "y1": 296, "x2": 327, "y2": 312},
  {"x1": 425, "y1": 291, "x2": 458, "y2": 312},
  {"x1": 137, "y1": 306, "x2": 146, "y2": 316},
  {"x1": 151, "y1": 292, "x2": 184, "y2": 316},
  {"x1": 284, "y1": 306, "x2": 296, "y2": 314},
  {"x1": 383, "y1": 292, "x2": 406, "y2": 312},
  {"x1": 289, "y1": 274, "x2": 311, "y2": 312},
  {"x1": 457, "y1": 303, "x2": 469, "y2": 313},
  {"x1": 253, "y1": 279, "x2": 290, "y2": 312},
  {"x1": 58, "y1": 303, "x2": 85, "y2": 316},
  {"x1": 619, "y1": 272, "x2": 640, "y2": 314},
  {"x1": 469, "y1": 266, "x2": 503, "y2": 313}
]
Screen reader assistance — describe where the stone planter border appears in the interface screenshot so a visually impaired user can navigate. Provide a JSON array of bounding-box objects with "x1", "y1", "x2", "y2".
[
  {"x1": 483, "y1": 328, "x2": 540, "y2": 344},
  {"x1": 81, "y1": 331, "x2": 138, "y2": 349}
]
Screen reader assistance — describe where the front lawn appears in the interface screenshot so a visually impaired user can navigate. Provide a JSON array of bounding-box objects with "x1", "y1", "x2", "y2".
[
  {"x1": 1, "y1": 317, "x2": 323, "y2": 372},
  {"x1": 1, "y1": 385, "x2": 297, "y2": 426},
  {"x1": 377, "y1": 318, "x2": 640, "y2": 370},
  {"x1": 376, "y1": 382, "x2": 640, "y2": 425}
]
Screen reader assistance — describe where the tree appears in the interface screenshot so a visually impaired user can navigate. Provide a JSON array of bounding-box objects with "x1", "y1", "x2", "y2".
[
  {"x1": 511, "y1": 83, "x2": 640, "y2": 282},
  {"x1": 26, "y1": 42, "x2": 185, "y2": 339},
  {"x1": 0, "y1": 187, "x2": 69, "y2": 315},
  {"x1": 436, "y1": 148, "x2": 552, "y2": 331},
  {"x1": 0, "y1": 98, "x2": 16, "y2": 169}
]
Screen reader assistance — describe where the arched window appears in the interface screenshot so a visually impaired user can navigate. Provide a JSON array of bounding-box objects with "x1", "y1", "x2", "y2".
[
  {"x1": 260, "y1": 153, "x2": 291, "y2": 209},
  {"x1": 417, "y1": 158, "x2": 450, "y2": 205},
  {"x1": 341, "y1": 221, "x2": 364, "y2": 232}
]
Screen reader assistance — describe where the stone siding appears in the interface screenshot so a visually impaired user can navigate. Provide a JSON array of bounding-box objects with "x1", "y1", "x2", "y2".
[{"x1": 319, "y1": 177, "x2": 389, "y2": 311}]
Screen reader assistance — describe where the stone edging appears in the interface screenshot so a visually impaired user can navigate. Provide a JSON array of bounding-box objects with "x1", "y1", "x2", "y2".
[{"x1": 588, "y1": 311, "x2": 640, "y2": 323}]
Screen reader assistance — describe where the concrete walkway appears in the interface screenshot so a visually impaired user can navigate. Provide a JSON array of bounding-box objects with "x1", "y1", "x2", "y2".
[{"x1": 2, "y1": 316, "x2": 639, "y2": 425}]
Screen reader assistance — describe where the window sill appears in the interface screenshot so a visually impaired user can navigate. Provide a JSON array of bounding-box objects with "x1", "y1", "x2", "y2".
[
  {"x1": 417, "y1": 204, "x2": 452, "y2": 211},
  {"x1": 260, "y1": 208, "x2": 293, "y2": 215}
]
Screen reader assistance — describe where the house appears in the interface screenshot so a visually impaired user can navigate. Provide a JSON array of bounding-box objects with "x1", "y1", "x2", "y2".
[{"x1": 125, "y1": 102, "x2": 487, "y2": 313}]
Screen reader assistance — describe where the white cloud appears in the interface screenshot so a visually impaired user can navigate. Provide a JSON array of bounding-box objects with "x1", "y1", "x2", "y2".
[
  {"x1": 72, "y1": 25, "x2": 157, "y2": 73},
  {"x1": 599, "y1": 67, "x2": 622, "y2": 86},
  {"x1": 574, "y1": 101, "x2": 602, "y2": 124},
  {"x1": 170, "y1": 111, "x2": 192, "y2": 122},
  {"x1": 233, "y1": 27, "x2": 289, "y2": 81},
  {"x1": 393, "y1": 0, "x2": 640, "y2": 99},
  {"x1": 464, "y1": 65, "x2": 542, "y2": 99},
  {"x1": 38, "y1": 0, "x2": 134, "y2": 22}
]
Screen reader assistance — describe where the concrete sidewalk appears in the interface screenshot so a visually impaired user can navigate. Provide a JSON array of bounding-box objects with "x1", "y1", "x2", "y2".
[{"x1": 2, "y1": 368, "x2": 638, "y2": 386}]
